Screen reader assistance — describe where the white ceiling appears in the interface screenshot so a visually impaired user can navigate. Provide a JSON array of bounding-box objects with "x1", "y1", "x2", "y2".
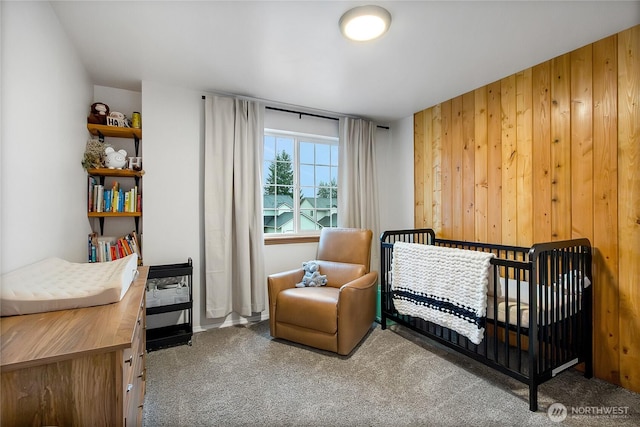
[{"x1": 51, "y1": 1, "x2": 640, "y2": 124}]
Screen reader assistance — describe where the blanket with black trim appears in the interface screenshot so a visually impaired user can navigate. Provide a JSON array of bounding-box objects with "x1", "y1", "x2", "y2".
[{"x1": 391, "y1": 242, "x2": 494, "y2": 344}]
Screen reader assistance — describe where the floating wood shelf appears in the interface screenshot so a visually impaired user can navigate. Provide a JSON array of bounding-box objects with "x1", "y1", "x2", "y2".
[
  {"x1": 87, "y1": 123, "x2": 142, "y2": 139},
  {"x1": 88, "y1": 212, "x2": 142, "y2": 218},
  {"x1": 87, "y1": 168, "x2": 144, "y2": 178}
]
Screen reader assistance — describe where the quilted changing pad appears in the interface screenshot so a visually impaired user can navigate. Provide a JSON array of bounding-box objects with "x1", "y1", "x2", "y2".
[{"x1": 1, "y1": 254, "x2": 138, "y2": 316}]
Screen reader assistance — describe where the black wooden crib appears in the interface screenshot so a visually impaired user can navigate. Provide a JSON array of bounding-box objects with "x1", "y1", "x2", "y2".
[{"x1": 380, "y1": 229, "x2": 593, "y2": 411}]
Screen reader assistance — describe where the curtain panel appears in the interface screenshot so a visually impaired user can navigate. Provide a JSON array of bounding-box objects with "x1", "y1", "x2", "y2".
[
  {"x1": 204, "y1": 96, "x2": 265, "y2": 318},
  {"x1": 338, "y1": 117, "x2": 381, "y2": 269}
]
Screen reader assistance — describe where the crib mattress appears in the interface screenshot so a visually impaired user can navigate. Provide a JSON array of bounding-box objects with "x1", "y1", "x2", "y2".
[
  {"x1": 1, "y1": 254, "x2": 138, "y2": 316},
  {"x1": 486, "y1": 293, "x2": 578, "y2": 329}
]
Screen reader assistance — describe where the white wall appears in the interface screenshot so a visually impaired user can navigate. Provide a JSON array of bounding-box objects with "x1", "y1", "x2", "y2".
[
  {"x1": 378, "y1": 115, "x2": 415, "y2": 233},
  {"x1": 265, "y1": 107, "x2": 339, "y2": 137},
  {"x1": 1, "y1": 1, "x2": 93, "y2": 273}
]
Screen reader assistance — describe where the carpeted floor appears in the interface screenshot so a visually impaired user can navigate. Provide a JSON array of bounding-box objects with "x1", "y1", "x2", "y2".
[{"x1": 143, "y1": 321, "x2": 639, "y2": 426}]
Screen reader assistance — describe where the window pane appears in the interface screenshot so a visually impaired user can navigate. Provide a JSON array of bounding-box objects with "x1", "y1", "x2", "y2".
[
  {"x1": 276, "y1": 137, "x2": 293, "y2": 158},
  {"x1": 315, "y1": 165, "x2": 330, "y2": 187},
  {"x1": 300, "y1": 209, "x2": 318, "y2": 231},
  {"x1": 300, "y1": 142, "x2": 314, "y2": 164},
  {"x1": 264, "y1": 136, "x2": 276, "y2": 161},
  {"x1": 275, "y1": 209, "x2": 294, "y2": 233},
  {"x1": 270, "y1": 147, "x2": 293, "y2": 188},
  {"x1": 330, "y1": 166, "x2": 338, "y2": 183},
  {"x1": 300, "y1": 187, "x2": 315, "y2": 198},
  {"x1": 316, "y1": 143, "x2": 330, "y2": 165},
  {"x1": 263, "y1": 186, "x2": 276, "y2": 199},
  {"x1": 276, "y1": 186, "x2": 294, "y2": 199},
  {"x1": 263, "y1": 161, "x2": 273, "y2": 186},
  {"x1": 331, "y1": 145, "x2": 339, "y2": 166},
  {"x1": 300, "y1": 164, "x2": 314, "y2": 187}
]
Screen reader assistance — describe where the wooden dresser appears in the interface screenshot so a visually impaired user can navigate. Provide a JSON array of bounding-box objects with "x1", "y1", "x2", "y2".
[{"x1": 1, "y1": 266, "x2": 148, "y2": 427}]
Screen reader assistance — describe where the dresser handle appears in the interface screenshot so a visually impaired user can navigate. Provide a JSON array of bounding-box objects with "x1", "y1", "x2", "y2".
[
  {"x1": 125, "y1": 355, "x2": 133, "y2": 365},
  {"x1": 127, "y1": 383, "x2": 133, "y2": 393}
]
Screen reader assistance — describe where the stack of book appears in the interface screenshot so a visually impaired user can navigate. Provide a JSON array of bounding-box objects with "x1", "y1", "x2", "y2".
[
  {"x1": 88, "y1": 177, "x2": 141, "y2": 213},
  {"x1": 88, "y1": 230, "x2": 142, "y2": 263}
]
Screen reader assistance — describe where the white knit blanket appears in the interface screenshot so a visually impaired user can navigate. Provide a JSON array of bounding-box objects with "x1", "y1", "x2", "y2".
[{"x1": 391, "y1": 242, "x2": 494, "y2": 344}]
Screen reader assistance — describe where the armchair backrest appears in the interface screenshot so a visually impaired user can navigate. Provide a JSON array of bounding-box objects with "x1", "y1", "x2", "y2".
[{"x1": 316, "y1": 228, "x2": 373, "y2": 273}]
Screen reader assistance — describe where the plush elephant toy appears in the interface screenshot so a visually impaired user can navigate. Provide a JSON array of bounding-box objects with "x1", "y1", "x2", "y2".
[{"x1": 296, "y1": 260, "x2": 328, "y2": 288}]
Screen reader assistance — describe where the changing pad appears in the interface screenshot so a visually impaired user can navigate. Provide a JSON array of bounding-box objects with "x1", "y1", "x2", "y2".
[{"x1": 1, "y1": 254, "x2": 138, "y2": 316}]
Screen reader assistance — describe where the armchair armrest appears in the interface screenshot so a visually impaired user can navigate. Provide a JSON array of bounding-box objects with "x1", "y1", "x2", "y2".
[
  {"x1": 268, "y1": 268, "x2": 304, "y2": 334},
  {"x1": 339, "y1": 271, "x2": 378, "y2": 292},
  {"x1": 337, "y1": 271, "x2": 379, "y2": 355},
  {"x1": 268, "y1": 268, "x2": 304, "y2": 296}
]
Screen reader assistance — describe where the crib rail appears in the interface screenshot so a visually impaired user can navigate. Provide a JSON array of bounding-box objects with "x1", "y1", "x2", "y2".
[
  {"x1": 529, "y1": 240, "x2": 593, "y2": 381},
  {"x1": 380, "y1": 229, "x2": 593, "y2": 412}
]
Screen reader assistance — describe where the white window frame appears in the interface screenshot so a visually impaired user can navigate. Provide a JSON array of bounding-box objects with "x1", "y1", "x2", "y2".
[{"x1": 263, "y1": 129, "x2": 338, "y2": 235}]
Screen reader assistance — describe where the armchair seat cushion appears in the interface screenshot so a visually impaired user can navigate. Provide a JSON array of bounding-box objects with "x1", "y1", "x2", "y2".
[{"x1": 276, "y1": 287, "x2": 340, "y2": 334}]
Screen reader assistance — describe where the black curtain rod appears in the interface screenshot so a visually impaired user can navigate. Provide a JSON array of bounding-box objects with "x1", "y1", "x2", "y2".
[
  {"x1": 266, "y1": 106, "x2": 390, "y2": 130},
  {"x1": 266, "y1": 106, "x2": 338, "y2": 122},
  {"x1": 202, "y1": 96, "x2": 389, "y2": 130}
]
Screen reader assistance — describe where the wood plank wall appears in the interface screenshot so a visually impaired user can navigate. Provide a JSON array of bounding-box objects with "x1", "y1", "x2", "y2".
[{"x1": 414, "y1": 25, "x2": 639, "y2": 393}]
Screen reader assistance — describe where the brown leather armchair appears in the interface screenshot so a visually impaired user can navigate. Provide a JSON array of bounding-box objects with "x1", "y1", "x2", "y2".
[{"x1": 268, "y1": 228, "x2": 378, "y2": 355}]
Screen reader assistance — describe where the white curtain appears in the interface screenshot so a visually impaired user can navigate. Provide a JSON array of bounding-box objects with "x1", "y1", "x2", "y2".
[
  {"x1": 204, "y1": 96, "x2": 265, "y2": 318},
  {"x1": 338, "y1": 117, "x2": 380, "y2": 269}
]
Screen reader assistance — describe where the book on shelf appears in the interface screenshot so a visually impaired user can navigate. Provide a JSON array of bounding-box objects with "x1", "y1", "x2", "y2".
[
  {"x1": 88, "y1": 230, "x2": 142, "y2": 263},
  {"x1": 88, "y1": 176, "x2": 96, "y2": 212},
  {"x1": 87, "y1": 180, "x2": 141, "y2": 213}
]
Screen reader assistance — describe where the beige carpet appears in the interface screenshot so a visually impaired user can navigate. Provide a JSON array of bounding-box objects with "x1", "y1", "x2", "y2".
[{"x1": 143, "y1": 321, "x2": 639, "y2": 426}]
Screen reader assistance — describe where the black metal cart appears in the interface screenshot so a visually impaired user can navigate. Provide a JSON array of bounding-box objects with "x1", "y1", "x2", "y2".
[{"x1": 146, "y1": 258, "x2": 193, "y2": 351}]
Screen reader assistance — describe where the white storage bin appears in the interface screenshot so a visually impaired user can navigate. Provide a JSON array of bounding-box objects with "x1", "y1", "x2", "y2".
[{"x1": 146, "y1": 275, "x2": 190, "y2": 308}]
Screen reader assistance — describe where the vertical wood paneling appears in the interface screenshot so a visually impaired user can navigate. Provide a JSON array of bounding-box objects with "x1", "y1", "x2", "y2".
[
  {"x1": 462, "y1": 91, "x2": 476, "y2": 241},
  {"x1": 617, "y1": 25, "x2": 640, "y2": 393},
  {"x1": 516, "y1": 69, "x2": 533, "y2": 246},
  {"x1": 532, "y1": 61, "x2": 552, "y2": 243},
  {"x1": 414, "y1": 112, "x2": 425, "y2": 227},
  {"x1": 501, "y1": 75, "x2": 517, "y2": 245},
  {"x1": 412, "y1": 24, "x2": 639, "y2": 394},
  {"x1": 423, "y1": 109, "x2": 434, "y2": 229},
  {"x1": 593, "y1": 34, "x2": 619, "y2": 385},
  {"x1": 440, "y1": 101, "x2": 453, "y2": 238},
  {"x1": 571, "y1": 45, "x2": 594, "y2": 241},
  {"x1": 432, "y1": 105, "x2": 443, "y2": 236},
  {"x1": 475, "y1": 87, "x2": 489, "y2": 243},
  {"x1": 550, "y1": 54, "x2": 572, "y2": 240},
  {"x1": 487, "y1": 81, "x2": 503, "y2": 244},
  {"x1": 451, "y1": 96, "x2": 464, "y2": 240}
]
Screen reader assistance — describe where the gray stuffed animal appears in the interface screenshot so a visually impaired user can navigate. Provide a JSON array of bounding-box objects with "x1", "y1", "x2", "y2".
[{"x1": 296, "y1": 260, "x2": 328, "y2": 288}]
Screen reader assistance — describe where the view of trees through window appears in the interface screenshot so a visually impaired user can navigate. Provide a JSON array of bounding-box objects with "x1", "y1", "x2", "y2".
[{"x1": 263, "y1": 132, "x2": 338, "y2": 234}]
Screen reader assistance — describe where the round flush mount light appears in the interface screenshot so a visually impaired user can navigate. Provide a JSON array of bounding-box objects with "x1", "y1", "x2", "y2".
[{"x1": 339, "y1": 5, "x2": 391, "y2": 42}]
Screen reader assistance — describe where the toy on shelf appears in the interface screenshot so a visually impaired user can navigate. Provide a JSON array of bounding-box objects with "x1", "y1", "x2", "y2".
[{"x1": 104, "y1": 147, "x2": 127, "y2": 169}]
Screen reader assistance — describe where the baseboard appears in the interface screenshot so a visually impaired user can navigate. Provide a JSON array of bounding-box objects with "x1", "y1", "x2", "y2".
[{"x1": 193, "y1": 312, "x2": 269, "y2": 333}]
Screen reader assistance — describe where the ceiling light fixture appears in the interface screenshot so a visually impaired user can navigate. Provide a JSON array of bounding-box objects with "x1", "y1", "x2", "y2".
[{"x1": 339, "y1": 5, "x2": 391, "y2": 42}]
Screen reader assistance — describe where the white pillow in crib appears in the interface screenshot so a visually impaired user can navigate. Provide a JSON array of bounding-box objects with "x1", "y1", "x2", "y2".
[
  {"x1": 559, "y1": 270, "x2": 591, "y2": 293},
  {"x1": 486, "y1": 271, "x2": 502, "y2": 299},
  {"x1": 498, "y1": 277, "x2": 530, "y2": 305}
]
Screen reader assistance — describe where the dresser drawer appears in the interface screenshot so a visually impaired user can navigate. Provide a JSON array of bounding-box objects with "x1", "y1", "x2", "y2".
[{"x1": 123, "y1": 298, "x2": 146, "y2": 426}]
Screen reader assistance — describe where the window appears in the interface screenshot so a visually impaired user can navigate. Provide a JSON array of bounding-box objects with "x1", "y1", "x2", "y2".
[{"x1": 263, "y1": 130, "x2": 338, "y2": 234}]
